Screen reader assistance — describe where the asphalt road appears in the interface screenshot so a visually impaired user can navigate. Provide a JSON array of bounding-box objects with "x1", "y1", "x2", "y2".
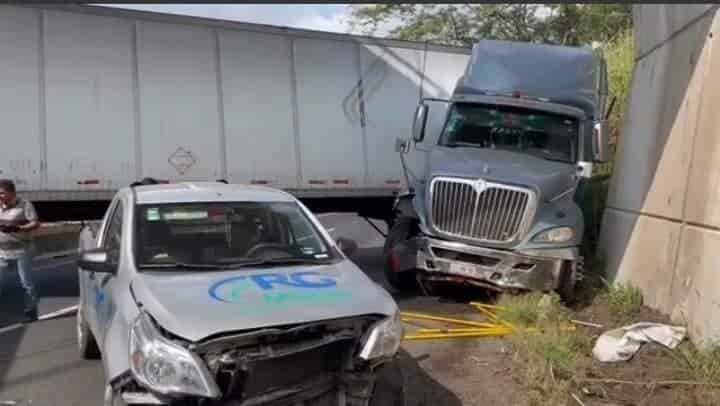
[{"x1": 0, "y1": 213, "x2": 520, "y2": 406}]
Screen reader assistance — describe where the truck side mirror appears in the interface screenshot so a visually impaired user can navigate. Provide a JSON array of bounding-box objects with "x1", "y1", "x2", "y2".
[
  {"x1": 412, "y1": 104, "x2": 429, "y2": 143},
  {"x1": 78, "y1": 248, "x2": 117, "y2": 274},
  {"x1": 592, "y1": 120, "x2": 611, "y2": 163}
]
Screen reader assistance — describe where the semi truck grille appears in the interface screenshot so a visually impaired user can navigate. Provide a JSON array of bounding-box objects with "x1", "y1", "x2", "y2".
[{"x1": 429, "y1": 177, "x2": 536, "y2": 244}]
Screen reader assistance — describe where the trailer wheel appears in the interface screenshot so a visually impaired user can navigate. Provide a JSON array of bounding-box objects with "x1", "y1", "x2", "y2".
[
  {"x1": 556, "y1": 261, "x2": 577, "y2": 304},
  {"x1": 383, "y1": 217, "x2": 419, "y2": 293}
]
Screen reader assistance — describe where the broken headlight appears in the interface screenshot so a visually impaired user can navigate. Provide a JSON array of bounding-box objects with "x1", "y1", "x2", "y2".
[
  {"x1": 358, "y1": 310, "x2": 403, "y2": 360},
  {"x1": 129, "y1": 312, "x2": 221, "y2": 399}
]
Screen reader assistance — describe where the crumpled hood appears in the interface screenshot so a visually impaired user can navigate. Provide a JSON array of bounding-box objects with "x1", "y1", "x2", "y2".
[
  {"x1": 427, "y1": 146, "x2": 578, "y2": 201},
  {"x1": 130, "y1": 261, "x2": 397, "y2": 342}
]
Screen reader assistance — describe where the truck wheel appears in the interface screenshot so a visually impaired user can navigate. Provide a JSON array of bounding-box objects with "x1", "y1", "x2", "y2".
[
  {"x1": 77, "y1": 307, "x2": 101, "y2": 360},
  {"x1": 556, "y1": 261, "x2": 577, "y2": 304},
  {"x1": 383, "y1": 218, "x2": 419, "y2": 293}
]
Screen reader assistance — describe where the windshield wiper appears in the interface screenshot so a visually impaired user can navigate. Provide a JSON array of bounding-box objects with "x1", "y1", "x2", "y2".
[
  {"x1": 445, "y1": 142, "x2": 485, "y2": 149},
  {"x1": 223, "y1": 257, "x2": 334, "y2": 268},
  {"x1": 139, "y1": 262, "x2": 230, "y2": 270}
]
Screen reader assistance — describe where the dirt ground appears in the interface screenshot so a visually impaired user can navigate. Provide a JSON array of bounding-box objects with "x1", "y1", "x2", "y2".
[{"x1": 392, "y1": 286, "x2": 708, "y2": 406}]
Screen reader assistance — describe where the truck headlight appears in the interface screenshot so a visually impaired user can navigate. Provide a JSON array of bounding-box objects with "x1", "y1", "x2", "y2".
[
  {"x1": 358, "y1": 310, "x2": 403, "y2": 361},
  {"x1": 129, "y1": 312, "x2": 221, "y2": 398},
  {"x1": 532, "y1": 227, "x2": 574, "y2": 243}
]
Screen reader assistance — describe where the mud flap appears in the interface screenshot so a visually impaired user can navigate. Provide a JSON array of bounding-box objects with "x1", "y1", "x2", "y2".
[{"x1": 387, "y1": 238, "x2": 420, "y2": 274}]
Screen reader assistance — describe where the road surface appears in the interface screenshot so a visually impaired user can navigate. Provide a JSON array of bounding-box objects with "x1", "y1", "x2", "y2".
[{"x1": 0, "y1": 213, "x2": 523, "y2": 406}]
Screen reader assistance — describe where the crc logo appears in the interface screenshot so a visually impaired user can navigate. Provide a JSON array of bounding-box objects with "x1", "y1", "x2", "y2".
[{"x1": 208, "y1": 271, "x2": 338, "y2": 304}]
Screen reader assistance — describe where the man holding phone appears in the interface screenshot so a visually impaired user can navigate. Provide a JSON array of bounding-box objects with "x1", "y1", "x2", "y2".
[{"x1": 0, "y1": 179, "x2": 41, "y2": 320}]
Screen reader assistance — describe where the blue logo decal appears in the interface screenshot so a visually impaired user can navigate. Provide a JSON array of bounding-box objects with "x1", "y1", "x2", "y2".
[{"x1": 209, "y1": 271, "x2": 345, "y2": 305}]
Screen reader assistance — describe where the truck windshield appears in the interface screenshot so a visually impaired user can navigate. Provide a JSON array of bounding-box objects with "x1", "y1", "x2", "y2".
[
  {"x1": 134, "y1": 201, "x2": 337, "y2": 269},
  {"x1": 438, "y1": 102, "x2": 579, "y2": 163}
]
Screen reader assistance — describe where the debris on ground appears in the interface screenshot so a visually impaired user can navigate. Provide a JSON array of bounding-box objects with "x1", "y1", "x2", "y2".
[
  {"x1": 592, "y1": 322, "x2": 687, "y2": 362},
  {"x1": 400, "y1": 301, "x2": 576, "y2": 341}
]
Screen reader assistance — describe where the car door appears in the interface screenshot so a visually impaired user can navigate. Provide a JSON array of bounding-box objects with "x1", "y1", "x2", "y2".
[{"x1": 87, "y1": 198, "x2": 124, "y2": 348}]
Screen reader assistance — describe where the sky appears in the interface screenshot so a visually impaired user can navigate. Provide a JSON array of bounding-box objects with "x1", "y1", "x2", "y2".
[{"x1": 102, "y1": 4, "x2": 371, "y2": 35}]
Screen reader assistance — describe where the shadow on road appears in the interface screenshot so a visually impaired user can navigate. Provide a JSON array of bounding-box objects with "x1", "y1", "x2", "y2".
[
  {"x1": 0, "y1": 258, "x2": 78, "y2": 327},
  {"x1": 375, "y1": 350, "x2": 463, "y2": 406},
  {"x1": 0, "y1": 258, "x2": 78, "y2": 388}
]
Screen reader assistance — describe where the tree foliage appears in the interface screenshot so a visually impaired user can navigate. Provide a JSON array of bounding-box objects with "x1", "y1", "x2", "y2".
[
  {"x1": 604, "y1": 28, "x2": 635, "y2": 135},
  {"x1": 348, "y1": 4, "x2": 633, "y2": 48}
]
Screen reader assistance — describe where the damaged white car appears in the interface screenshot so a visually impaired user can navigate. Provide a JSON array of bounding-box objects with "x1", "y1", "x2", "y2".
[{"x1": 76, "y1": 180, "x2": 403, "y2": 405}]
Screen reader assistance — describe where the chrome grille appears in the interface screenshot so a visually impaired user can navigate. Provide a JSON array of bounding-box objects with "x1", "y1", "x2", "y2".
[{"x1": 429, "y1": 177, "x2": 535, "y2": 243}]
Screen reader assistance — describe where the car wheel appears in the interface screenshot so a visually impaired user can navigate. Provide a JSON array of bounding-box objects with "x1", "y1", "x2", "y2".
[
  {"x1": 77, "y1": 307, "x2": 101, "y2": 360},
  {"x1": 556, "y1": 261, "x2": 577, "y2": 304},
  {"x1": 369, "y1": 360, "x2": 406, "y2": 406},
  {"x1": 383, "y1": 217, "x2": 419, "y2": 293}
]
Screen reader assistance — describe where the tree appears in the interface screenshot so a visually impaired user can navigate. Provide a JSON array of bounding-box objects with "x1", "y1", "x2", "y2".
[{"x1": 348, "y1": 4, "x2": 632, "y2": 48}]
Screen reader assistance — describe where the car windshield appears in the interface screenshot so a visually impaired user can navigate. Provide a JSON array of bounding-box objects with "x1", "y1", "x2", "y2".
[
  {"x1": 438, "y1": 102, "x2": 579, "y2": 163},
  {"x1": 134, "y1": 201, "x2": 336, "y2": 269}
]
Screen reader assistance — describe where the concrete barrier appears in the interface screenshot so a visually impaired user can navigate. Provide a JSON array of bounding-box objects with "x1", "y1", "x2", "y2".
[
  {"x1": 30, "y1": 222, "x2": 82, "y2": 258},
  {"x1": 600, "y1": 4, "x2": 720, "y2": 345}
]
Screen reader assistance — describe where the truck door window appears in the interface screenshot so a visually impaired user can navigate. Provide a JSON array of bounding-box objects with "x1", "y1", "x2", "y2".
[{"x1": 439, "y1": 102, "x2": 578, "y2": 163}]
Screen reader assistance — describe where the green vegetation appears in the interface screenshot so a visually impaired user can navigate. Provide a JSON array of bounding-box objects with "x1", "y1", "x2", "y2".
[
  {"x1": 348, "y1": 4, "x2": 632, "y2": 47},
  {"x1": 497, "y1": 293, "x2": 592, "y2": 406},
  {"x1": 670, "y1": 342, "x2": 720, "y2": 405},
  {"x1": 602, "y1": 280, "x2": 644, "y2": 323},
  {"x1": 603, "y1": 28, "x2": 635, "y2": 137}
]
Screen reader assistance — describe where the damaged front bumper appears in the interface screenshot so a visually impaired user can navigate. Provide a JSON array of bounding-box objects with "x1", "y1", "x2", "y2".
[
  {"x1": 113, "y1": 316, "x2": 396, "y2": 406},
  {"x1": 393, "y1": 236, "x2": 580, "y2": 292}
]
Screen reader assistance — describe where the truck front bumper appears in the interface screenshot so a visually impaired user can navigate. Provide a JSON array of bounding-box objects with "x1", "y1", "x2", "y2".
[{"x1": 396, "y1": 236, "x2": 580, "y2": 292}]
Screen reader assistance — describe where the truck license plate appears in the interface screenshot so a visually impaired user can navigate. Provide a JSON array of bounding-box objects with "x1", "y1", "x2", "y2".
[{"x1": 449, "y1": 262, "x2": 478, "y2": 277}]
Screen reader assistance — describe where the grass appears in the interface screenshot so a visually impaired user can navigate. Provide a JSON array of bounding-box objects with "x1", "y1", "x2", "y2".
[
  {"x1": 497, "y1": 292, "x2": 593, "y2": 405},
  {"x1": 668, "y1": 342, "x2": 720, "y2": 405},
  {"x1": 601, "y1": 280, "x2": 644, "y2": 323}
]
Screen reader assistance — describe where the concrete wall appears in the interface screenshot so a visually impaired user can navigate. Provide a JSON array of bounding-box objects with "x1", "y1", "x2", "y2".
[{"x1": 599, "y1": 4, "x2": 720, "y2": 345}]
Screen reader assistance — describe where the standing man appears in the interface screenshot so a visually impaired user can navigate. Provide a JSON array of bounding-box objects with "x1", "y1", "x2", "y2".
[{"x1": 0, "y1": 179, "x2": 40, "y2": 320}]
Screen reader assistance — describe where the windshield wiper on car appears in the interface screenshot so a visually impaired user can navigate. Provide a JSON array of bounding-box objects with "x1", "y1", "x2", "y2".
[
  {"x1": 139, "y1": 262, "x2": 231, "y2": 270},
  {"x1": 444, "y1": 141, "x2": 484, "y2": 149},
  {"x1": 222, "y1": 257, "x2": 334, "y2": 268}
]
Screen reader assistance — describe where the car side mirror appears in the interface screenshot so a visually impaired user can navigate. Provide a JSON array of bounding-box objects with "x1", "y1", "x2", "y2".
[
  {"x1": 592, "y1": 120, "x2": 611, "y2": 163},
  {"x1": 395, "y1": 137, "x2": 410, "y2": 153},
  {"x1": 336, "y1": 237, "x2": 357, "y2": 257},
  {"x1": 78, "y1": 248, "x2": 117, "y2": 274},
  {"x1": 412, "y1": 104, "x2": 429, "y2": 143}
]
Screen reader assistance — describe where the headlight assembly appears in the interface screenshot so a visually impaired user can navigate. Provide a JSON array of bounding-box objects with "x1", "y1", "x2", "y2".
[
  {"x1": 358, "y1": 310, "x2": 404, "y2": 361},
  {"x1": 129, "y1": 312, "x2": 221, "y2": 398},
  {"x1": 532, "y1": 226, "x2": 574, "y2": 243}
]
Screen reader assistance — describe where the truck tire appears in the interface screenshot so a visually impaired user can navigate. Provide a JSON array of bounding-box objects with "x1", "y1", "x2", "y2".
[
  {"x1": 383, "y1": 217, "x2": 419, "y2": 293},
  {"x1": 77, "y1": 307, "x2": 101, "y2": 360},
  {"x1": 556, "y1": 261, "x2": 577, "y2": 304}
]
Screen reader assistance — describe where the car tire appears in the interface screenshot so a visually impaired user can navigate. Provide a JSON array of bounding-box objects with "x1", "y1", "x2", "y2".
[
  {"x1": 77, "y1": 307, "x2": 101, "y2": 360},
  {"x1": 556, "y1": 260, "x2": 577, "y2": 304},
  {"x1": 383, "y1": 217, "x2": 419, "y2": 293},
  {"x1": 369, "y1": 360, "x2": 406, "y2": 406}
]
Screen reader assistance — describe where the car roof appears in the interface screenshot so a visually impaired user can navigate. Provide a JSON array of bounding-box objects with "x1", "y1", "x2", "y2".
[{"x1": 127, "y1": 182, "x2": 298, "y2": 205}]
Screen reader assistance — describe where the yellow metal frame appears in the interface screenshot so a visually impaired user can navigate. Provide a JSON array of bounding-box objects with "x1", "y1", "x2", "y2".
[{"x1": 401, "y1": 302, "x2": 575, "y2": 341}]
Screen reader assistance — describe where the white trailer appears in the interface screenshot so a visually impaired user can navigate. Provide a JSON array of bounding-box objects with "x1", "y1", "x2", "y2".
[{"x1": 0, "y1": 4, "x2": 470, "y2": 221}]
